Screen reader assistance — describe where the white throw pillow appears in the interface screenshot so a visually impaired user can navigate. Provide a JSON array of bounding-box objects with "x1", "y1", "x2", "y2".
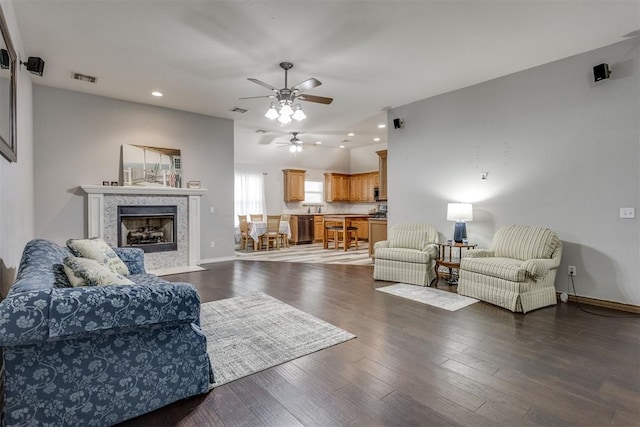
[
  {"x1": 67, "y1": 237, "x2": 130, "y2": 276},
  {"x1": 63, "y1": 256, "x2": 134, "y2": 287}
]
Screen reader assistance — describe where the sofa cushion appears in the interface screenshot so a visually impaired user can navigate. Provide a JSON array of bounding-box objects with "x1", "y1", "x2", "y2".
[
  {"x1": 492, "y1": 225, "x2": 559, "y2": 260},
  {"x1": 376, "y1": 247, "x2": 433, "y2": 264},
  {"x1": 63, "y1": 256, "x2": 134, "y2": 287},
  {"x1": 67, "y1": 237, "x2": 130, "y2": 275},
  {"x1": 460, "y1": 257, "x2": 526, "y2": 282},
  {"x1": 388, "y1": 230, "x2": 430, "y2": 251}
]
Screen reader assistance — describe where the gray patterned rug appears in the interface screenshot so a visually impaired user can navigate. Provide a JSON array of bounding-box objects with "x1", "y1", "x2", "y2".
[
  {"x1": 376, "y1": 283, "x2": 479, "y2": 311},
  {"x1": 200, "y1": 292, "x2": 356, "y2": 388}
]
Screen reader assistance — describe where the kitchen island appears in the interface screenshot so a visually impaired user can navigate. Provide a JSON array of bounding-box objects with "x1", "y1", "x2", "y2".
[{"x1": 322, "y1": 214, "x2": 371, "y2": 251}]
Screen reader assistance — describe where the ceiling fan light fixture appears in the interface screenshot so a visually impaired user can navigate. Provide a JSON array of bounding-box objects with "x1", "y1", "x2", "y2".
[
  {"x1": 292, "y1": 105, "x2": 306, "y2": 121},
  {"x1": 265, "y1": 104, "x2": 279, "y2": 120},
  {"x1": 296, "y1": 145, "x2": 302, "y2": 152},
  {"x1": 278, "y1": 113, "x2": 292, "y2": 125},
  {"x1": 279, "y1": 102, "x2": 294, "y2": 117}
]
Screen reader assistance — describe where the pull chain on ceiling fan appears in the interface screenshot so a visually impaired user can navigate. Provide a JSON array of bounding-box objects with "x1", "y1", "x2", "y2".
[{"x1": 240, "y1": 62, "x2": 333, "y2": 125}]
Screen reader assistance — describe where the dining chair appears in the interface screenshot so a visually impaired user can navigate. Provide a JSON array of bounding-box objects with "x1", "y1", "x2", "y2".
[
  {"x1": 237, "y1": 215, "x2": 252, "y2": 251},
  {"x1": 261, "y1": 215, "x2": 281, "y2": 250},
  {"x1": 250, "y1": 214, "x2": 264, "y2": 222},
  {"x1": 279, "y1": 214, "x2": 290, "y2": 248}
]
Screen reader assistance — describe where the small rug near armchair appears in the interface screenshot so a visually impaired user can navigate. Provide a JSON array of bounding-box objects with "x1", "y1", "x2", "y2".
[
  {"x1": 199, "y1": 292, "x2": 355, "y2": 388},
  {"x1": 376, "y1": 283, "x2": 479, "y2": 311}
]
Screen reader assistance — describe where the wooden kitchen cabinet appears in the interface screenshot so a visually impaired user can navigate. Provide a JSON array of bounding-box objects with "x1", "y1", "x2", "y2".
[
  {"x1": 368, "y1": 219, "x2": 388, "y2": 257},
  {"x1": 376, "y1": 150, "x2": 387, "y2": 201},
  {"x1": 283, "y1": 169, "x2": 305, "y2": 202},
  {"x1": 324, "y1": 173, "x2": 350, "y2": 202},
  {"x1": 313, "y1": 215, "x2": 324, "y2": 242},
  {"x1": 350, "y1": 219, "x2": 369, "y2": 240},
  {"x1": 348, "y1": 171, "x2": 379, "y2": 202}
]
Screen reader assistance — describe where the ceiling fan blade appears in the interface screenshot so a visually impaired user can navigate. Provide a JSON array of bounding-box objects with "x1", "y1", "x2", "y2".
[
  {"x1": 298, "y1": 94, "x2": 333, "y2": 105},
  {"x1": 239, "y1": 95, "x2": 276, "y2": 100},
  {"x1": 291, "y1": 78, "x2": 321, "y2": 94},
  {"x1": 247, "y1": 78, "x2": 278, "y2": 92}
]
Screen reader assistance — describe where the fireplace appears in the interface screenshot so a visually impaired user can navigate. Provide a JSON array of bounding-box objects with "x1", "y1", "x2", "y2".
[{"x1": 117, "y1": 205, "x2": 178, "y2": 253}]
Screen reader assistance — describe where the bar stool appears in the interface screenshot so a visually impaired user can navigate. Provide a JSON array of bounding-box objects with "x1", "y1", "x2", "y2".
[{"x1": 325, "y1": 225, "x2": 359, "y2": 250}]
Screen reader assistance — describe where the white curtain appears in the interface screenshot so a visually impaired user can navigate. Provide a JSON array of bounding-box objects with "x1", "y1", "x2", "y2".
[{"x1": 234, "y1": 172, "x2": 266, "y2": 226}]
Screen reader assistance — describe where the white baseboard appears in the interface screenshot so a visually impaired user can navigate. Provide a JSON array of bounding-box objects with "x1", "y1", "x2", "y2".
[{"x1": 198, "y1": 256, "x2": 236, "y2": 264}]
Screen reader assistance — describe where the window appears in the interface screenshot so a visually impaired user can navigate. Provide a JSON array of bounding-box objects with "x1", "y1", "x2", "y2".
[
  {"x1": 304, "y1": 180, "x2": 323, "y2": 204},
  {"x1": 234, "y1": 172, "x2": 265, "y2": 226}
]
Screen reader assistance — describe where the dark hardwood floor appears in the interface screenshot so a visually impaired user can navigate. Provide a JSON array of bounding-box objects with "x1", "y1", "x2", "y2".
[{"x1": 120, "y1": 261, "x2": 640, "y2": 427}]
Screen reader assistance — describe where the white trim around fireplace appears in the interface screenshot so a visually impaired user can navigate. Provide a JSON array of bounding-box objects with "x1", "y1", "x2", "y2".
[{"x1": 81, "y1": 185, "x2": 207, "y2": 268}]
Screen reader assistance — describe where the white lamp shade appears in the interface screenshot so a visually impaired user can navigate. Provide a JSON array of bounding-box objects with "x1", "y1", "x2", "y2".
[
  {"x1": 265, "y1": 106, "x2": 279, "y2": 120},
  {"x1": 447, "y1": 203, "x2": 473, "y2": 222}
]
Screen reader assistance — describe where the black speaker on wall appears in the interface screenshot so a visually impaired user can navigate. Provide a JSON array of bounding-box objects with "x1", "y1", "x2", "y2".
[
  {"x1": 0, "y1": 49, "x2": 9, "y2": 69},
  {"x1": 23, "y1": 56, "x2": 45, "y2": 76},
  {"x1": 593, "y1": 63, "x2": 610, "y2": 82},
  {"x1": 393, "y1": 118, "x2": 405, "y2": 129}
]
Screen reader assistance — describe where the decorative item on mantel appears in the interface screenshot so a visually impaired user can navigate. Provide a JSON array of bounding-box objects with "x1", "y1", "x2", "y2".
[{"x1": 122, "y1": 144, "x2": 182, "y2": 188}]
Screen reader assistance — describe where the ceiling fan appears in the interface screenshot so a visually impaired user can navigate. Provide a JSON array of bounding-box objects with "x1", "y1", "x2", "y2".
[
  {"x1": 276, "y1": 132, "x2": 309, "y2": 153},
  {"x1": 240, "y1": 62, "x2": 333, "y2": 124}
]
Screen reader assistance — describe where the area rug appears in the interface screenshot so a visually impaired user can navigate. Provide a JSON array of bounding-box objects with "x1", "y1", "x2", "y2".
[
  {"x1": 199, "y1": 292, "x2": 356, "y2": 388},
  {"x1": 376, "y1": 283, "x2": 479, "y2": 311}
]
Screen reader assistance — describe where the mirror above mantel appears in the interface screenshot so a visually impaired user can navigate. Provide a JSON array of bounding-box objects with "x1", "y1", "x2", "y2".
[{"x1": 0, "y1": 4, "x2": 16, "y2": 163}]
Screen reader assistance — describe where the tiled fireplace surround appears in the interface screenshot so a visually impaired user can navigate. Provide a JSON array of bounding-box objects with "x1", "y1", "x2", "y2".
[{"x1": 81, "y1": 185, "x2": 205, "y2": 270}]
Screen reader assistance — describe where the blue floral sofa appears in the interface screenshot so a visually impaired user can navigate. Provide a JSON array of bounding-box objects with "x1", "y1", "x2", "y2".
[{"x1": 0, "y1": 239, "x2": 213, "y2": 426}]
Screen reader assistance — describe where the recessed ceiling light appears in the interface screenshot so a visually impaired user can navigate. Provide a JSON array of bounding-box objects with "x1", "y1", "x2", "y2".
[
  {"x1": 373, "y1": 137, "x2": 381, "y2": 142},
  {"x1": 377, "y1": 124, "x2": 386, "y2": 128},
  {"x1": 348, "y1": 132, "x2": 355, "y2": 136},
  {"x1": 315, "y1": 141, "x2": 322, "y2": 145},
  {"x1": 151, "y1": 91, "x2": 163, "y2": 97},
  {"x1": 339, "y1": 145, "x2": 345, "y2": 149}
]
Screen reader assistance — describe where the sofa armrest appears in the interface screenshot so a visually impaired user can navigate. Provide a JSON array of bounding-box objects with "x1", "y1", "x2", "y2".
[
  {"x1": 113, "y1": 246, "x2": 146, "y2": 274},
  {"x1": 0, "y1": 282, "x2": 201, "y2": 346},
  {"x1": 465, "y1": 249, "x2": 494, "y2": 258},
  {"x1": 521, "y1": 258, "x2": 560, "y2": 279},
  {"x1": 374, "y1": 240, "x2": 390, "y2": 250}
]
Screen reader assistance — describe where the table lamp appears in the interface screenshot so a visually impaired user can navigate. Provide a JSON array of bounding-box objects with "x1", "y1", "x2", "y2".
[{"x1": 447, "y1": 203, "x2": 473, "y2": 243}]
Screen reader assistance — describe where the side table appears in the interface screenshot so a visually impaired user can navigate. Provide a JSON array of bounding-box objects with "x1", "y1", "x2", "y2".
[{"x1": 436, "y1": 242, "x2": 477, "y2": 285}]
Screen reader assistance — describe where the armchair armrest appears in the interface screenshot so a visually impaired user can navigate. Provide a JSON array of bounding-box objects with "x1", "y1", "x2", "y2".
[
  {"x1": 113, "y1": 246, "x2": 146, "y2": 274},
  {"x1": 521, "y1": 258, "x2": 560, "y2": 279},
  {"x1": 374, "y1": 240, "x2": 390, "y2": 250},
  {"x1": 424, "y1": 243, "x2": 439, "y2": 259},
  {"x1": 465, "y1": 249, "x2": 495, "y2": 258}
]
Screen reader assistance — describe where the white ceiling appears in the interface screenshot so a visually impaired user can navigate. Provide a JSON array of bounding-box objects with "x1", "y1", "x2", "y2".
[{"x1": 10, "y1": 0, "x2": 639, "y2": 150}]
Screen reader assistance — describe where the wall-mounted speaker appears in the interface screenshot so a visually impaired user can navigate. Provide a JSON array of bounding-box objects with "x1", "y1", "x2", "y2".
[
  {"x1": 593, "y1": 63, "x2": 610, "y2": 82},
  {"x1": 393, "y1": 118, "x2": 405, "y2": 129},
  {"x1": 23, "y1": 56, "x2": 45, "y2": 76},
  {"x1": 0, "y1": 49, "x2": 9, "y2": 69}
]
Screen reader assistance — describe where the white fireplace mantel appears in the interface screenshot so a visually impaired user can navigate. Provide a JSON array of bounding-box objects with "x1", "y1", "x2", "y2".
[{"x1": 80, "y1": 185, "x2": 207, "y2": 267}]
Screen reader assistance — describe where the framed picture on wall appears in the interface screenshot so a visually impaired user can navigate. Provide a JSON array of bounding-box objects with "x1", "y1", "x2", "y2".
[{"x1": 121, "y1": 144, "x2": 182, "y2": 187}]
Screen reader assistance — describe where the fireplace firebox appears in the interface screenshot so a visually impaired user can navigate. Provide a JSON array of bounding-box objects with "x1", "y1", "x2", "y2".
[{"x1": 117, "y1": 205, "x2": 178, "y2": 253}]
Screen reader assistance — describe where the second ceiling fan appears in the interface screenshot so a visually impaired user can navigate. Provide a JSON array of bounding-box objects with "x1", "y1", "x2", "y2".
[{"x1": 241, "y1": 62, "x2": 333, "y2": 125}]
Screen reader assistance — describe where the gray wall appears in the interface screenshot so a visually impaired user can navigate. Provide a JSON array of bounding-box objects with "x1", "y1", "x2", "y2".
[
  {"x1": 33, "y1": 86, "x2": 235, "y2": 261},
  {"x1": 0, "y1": 0, "x2": 34, "y2": 297},
  {"x1": 389, "y1": 39, "x2": 639, "y2": 305}
]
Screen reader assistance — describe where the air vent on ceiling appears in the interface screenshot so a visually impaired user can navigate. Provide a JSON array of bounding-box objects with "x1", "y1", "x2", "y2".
[
  {"x1": 231, "y1": 107, "x2": 248, "y2": 113},
  {"x1": 71, "y1": 72, "x2": 97, "y2": 83}
]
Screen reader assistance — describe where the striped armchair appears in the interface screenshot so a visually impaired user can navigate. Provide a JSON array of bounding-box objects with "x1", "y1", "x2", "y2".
[
  {"x1": 457, "y1": 225, "x2": 562, "y2": 313},
  {"x1": 373, "y1": 224, "x2": 439, "y2": 286}
]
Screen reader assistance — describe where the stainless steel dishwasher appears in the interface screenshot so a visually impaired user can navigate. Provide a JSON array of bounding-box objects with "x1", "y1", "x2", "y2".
[{"x1": 296, "y1": 215, "x2": 314, "y2": 244}]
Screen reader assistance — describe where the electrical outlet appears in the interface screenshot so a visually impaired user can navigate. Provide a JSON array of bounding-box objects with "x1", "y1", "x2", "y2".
[
  {"x1": 210, "y1": 241, "x2": 215, "y2": 248},
  {"x1": 568, "y1": 265, "x2": 576, "y2": 276},
  {"x1": 620, "y1": 207, "x2": 635, "y2": 219}
]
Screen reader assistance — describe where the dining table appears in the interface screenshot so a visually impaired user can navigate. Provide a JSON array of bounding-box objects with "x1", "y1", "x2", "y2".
[
  {"x1": 322, "y1": 214, "x2": 371, "y2": 251},
  {"x1": 248, "y1": 221, "x2": 292, "y2": 245}
]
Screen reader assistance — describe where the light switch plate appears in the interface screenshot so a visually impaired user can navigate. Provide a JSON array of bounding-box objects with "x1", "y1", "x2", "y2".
[{"x1": 620, "y1": 207, "x2": 635, "y2": 219}]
